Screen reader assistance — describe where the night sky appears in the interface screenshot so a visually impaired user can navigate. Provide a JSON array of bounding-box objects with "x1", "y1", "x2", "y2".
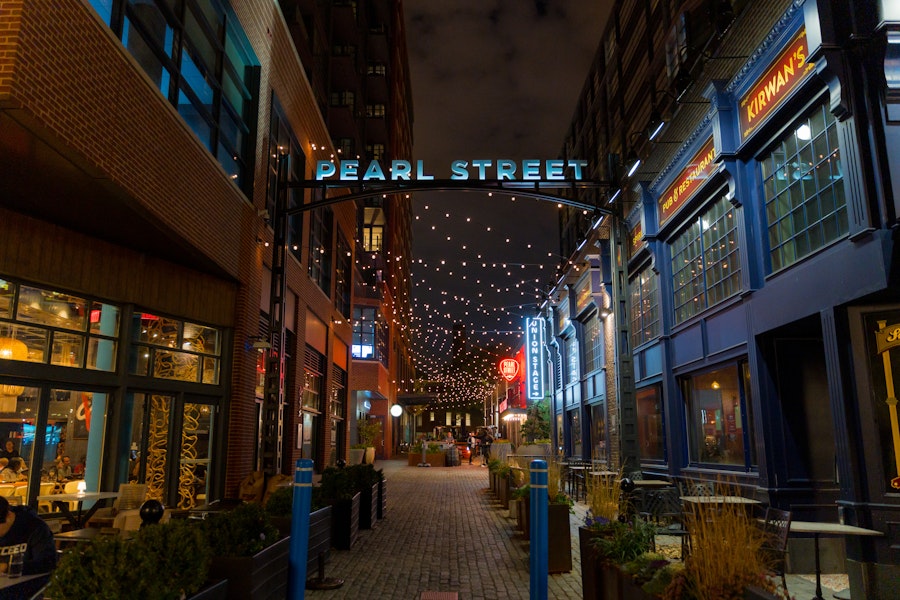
[{"x1": 402, "y1": 1, "x2": 610, "y2": 400}]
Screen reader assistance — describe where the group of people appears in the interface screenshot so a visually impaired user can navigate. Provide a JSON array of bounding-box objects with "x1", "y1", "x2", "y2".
[{"x1": 467, "y1": 428, "x2": 494, "y2": 466}]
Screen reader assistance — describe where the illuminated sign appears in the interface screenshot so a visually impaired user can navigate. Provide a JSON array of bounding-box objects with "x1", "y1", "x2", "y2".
[
  {"x1": 658, "y1": 138, "x2": 716, "y2": 226},
  {"x1": 628, "y1": 220, "x2": 643, "y2": 258},
  {"x1": 498, "y1": 358, "x2": 520, "y2": 382},
  {"x1": 739, "y1": 27, "x2": 814, "y2": 141},
  {"x1": 525, "y1": 317, "x2": 545, "y2": 401},
  {"x1": 314, "y1": 159, "x2": 588, "y2": 182}
]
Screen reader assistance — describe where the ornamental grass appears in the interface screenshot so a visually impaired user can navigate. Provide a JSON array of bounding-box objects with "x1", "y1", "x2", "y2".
[
  {"x1": 584, "y1": 467, "x2": 623, "y2": 523},
  {"x1": 667, "y1": 480, "x2": 783, "y2": 600}
]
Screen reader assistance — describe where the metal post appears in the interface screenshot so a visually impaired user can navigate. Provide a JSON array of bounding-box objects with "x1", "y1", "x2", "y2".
[
  {"x1": 529, "y1": 459, "x2": 548, "y2": 600},
  {"x1": 288, "y1": 458, "x2": 313, "y2": 599}
]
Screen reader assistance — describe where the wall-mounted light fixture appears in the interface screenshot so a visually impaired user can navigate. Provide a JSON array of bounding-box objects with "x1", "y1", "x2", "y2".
[
  {"x1": 245, "y1": 335, "x2": 271, "y2": 351},
  {"x1": 624, "y1": 150, "x2": 642, "y2": 178},
  {"x1": 598, "y1": 307, "x2": 612, "y2": 319}
]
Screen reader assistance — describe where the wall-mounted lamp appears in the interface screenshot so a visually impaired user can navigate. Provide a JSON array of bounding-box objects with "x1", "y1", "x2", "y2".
[
  {"x1": 646, "y1": 111, "x2": 665, "y2": 141},
  {"x1": 257, "y1": 208, "x2": 271, "y2": 221},
  {"x1": 624, "y1": 151, "x2": 642, "y2": 178},
  {"x1": 598, "y1": 307, "x2": 612, "y2": 319},
  {"x1": 245, "y1": 335, "x2": 271, "y2": 351}
]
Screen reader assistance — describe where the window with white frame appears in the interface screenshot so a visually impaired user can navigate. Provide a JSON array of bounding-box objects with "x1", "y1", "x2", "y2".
[
  {"x1": 760, "y1": 103, "x2": 847, "y2": 272},
  {"x1": 670, "y1": 194, "x2": 741, "y2": 325}
]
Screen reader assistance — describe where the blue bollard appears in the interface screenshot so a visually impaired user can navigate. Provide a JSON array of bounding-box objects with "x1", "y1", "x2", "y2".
[
  {"x1": 529, "y1": 459, "x2": 548, "y2": 600},
  {"x1": 288, "y1": 458, "x2": 314, "y2": 599}
]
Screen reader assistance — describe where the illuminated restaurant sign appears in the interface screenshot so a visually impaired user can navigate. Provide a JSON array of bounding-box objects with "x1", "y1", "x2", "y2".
[
  {"x1": 739, "y1": 27, "x2": 814, "y2": 141},
  {"x1": 315, "y1": 159, "x2": 588, "y2": 182},
  {"x1": 627, "y1": 220, "x2": 643, "y2": 258},
  {"x1": 525, "y1": 317, "x2": 545, "y2": 401},
  {"x1": 658, "y1": 138, "x2": 716, "y2": 226},
  {"x1": 498, "y1": 358, "x2": 520, "y2": 382}
]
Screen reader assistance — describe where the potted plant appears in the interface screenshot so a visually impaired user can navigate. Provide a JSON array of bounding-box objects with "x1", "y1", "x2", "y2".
[
  {"x1": 511, "y1": 483, "x2": 530, "y2": 538},
  {"x1": 344, "y1": 463, "x2": 382, "y2": 529},
  {"x1": 46, "y1": 518, "x2": 221, "y2": 599},
  {"x1": 349, "y1": 444, "x2": 366, "y2": 465},
  {"x1": 579, "y1": 469, "x2": 626, "y2": 600},
  {"x1": 407, "y1": 440, "x2": 446, "y2": 467},
  {"x1": 318, "y1": 465, "x2": 361, "y2": 550},
  {"x1": 264, "y1": 485, "x2": 333, "y2": 579},
  {"x1": 204, "y1": 502, "x2": 289, "y2": 600},
  {"x1": 357, "y1": 417, "x2": 382, "y2": 464},
  {"x1": 546, "y1": 458, "x2": 574, "y2": 574}
]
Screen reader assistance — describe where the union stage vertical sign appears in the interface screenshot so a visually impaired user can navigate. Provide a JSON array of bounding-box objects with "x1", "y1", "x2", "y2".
[{"x1": 525, "y1": 317, "x2": 545, "y2": 401}]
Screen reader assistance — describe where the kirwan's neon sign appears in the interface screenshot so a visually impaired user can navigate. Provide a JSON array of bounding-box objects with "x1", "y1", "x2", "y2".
[{"x1": 315, "y1": 159, "x2": 588, "y2": 182}]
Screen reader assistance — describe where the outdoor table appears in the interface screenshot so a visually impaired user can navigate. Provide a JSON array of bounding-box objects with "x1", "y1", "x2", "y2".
[
  {"x1": 0, "y1": 572, "x2": 50, "y2": 599},
  {"x1": 785, "y1": 521, "x2": 882, "y2": 600},
  {"x1": 632, "y1": 479, "x2": 672, "y2": 488},
  {"x1": 35, "y1": 491, "x2": 118, "y2": 529},
  {"x1": 588, "y1": 470, "x2": 618, "y2": 477},
  {"x1": 566, "y1": 465, "x2": 588, "y2": 500},
  {"x1": 680, "y1": 495, "x2": 760, "y2": 505}
]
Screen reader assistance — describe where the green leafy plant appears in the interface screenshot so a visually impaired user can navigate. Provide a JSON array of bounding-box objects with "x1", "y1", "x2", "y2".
[
  {"x1": 486, "y1": 458, "x2": 503, "y2": 473},
  {"x1": 589, "y1": 518, "x2": 655, "y2": 564},
  {"x1": 357, "y1": 417, "x2": 382, "y2": 447},
  {"x1": 203, "y1": 501, "x2": 279, "y2": 558},
  {"x1": 511, "y1": 483, "x2": 530, "y2": 500},
  {"x1": 47, "y1": 519, "x2": 210, "y2": 600},
  {"x1": 521, "y1": 397, "x2": 551, "y2": 442},
  {"x1": 264, "y1": 485, "x2": 293, "y2": 518}
]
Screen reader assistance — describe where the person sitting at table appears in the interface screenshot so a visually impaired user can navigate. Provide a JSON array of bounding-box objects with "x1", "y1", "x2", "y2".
[
  {"x1": 55, "y1": 456, "x2": 73, "y2": 481},
  {"x1": 0, "y1": 441, "x2": 19, "y2": 462},
  {"x1": 0, "y1": 495, "x2": 58, "y2": 575},
  {"x1": 1, "y1": 458, "x2": 27, "y2": 483}
]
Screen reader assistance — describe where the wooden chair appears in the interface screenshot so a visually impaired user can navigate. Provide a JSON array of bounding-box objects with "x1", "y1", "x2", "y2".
[
  {"x1": 87, "y1": 483, "x2": 148, "y2": 528},
  {"x1": 761, "y1": 507, "x2": 792, "y2": 592}
]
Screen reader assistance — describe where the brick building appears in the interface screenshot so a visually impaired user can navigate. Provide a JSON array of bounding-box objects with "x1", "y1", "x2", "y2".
[{"x1": 0, "y1": 0, "x2": 407, "y2": 508}]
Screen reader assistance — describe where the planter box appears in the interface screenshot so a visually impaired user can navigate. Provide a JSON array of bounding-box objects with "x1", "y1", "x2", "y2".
[
  {"x1": 579, "y1": 526, "x2": 621, "y2": 600},
  {"x1": 377, "y1": 478, "x2": 387, "y2": 520},
  {"x1": 548, "y1": 503, "x2": 572, "y2": 573},
  {"x1": 208, "y1": 535, "x2": 290, "y2": 600},
  {"x1": 349, "y1": 448, "x2": 365, "y2": 465},
  {"x1": 407, "y1": 452, "x2": 445, "y2": 467},
  {"x1": 497, "y1": 474, "x2": 511, "y2": 509},
  {"x1": 359, "y1": 482, "x2": 379, "y2": 529},
  {"x1": 189, "y1": 579, "x2": 229, "y2": 600},
  {"x1": 516, "y1": 494, "x2": 530, "y2": 539},
  {"x1": 331, "y1": 492, "x2": 360, "y2": 550},
  {"x1": 307, "y1": 505, "x2": 332, "y2": 576}
]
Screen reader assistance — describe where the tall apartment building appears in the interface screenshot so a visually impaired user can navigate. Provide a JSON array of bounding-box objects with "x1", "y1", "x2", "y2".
[
  {"x1": 0, "y1": 0, "x2": 390, "y2": 510},
  {"x1": 281, "y1": 0, "x2": 415, "y2": 459},
  {"x1": 547, "y1": 0, "x2": 900, "y2": 594}
]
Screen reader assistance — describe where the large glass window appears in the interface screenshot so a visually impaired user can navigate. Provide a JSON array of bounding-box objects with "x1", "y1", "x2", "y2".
[
  {"x1": 681, "y1": 361, "x2": 756, "y2": 468},
  {"x1": 636, "y1": 385, "x2": 664, "y2": 461},
  {"x1": 590, "y1": 403, "x2": 607, "y2": 462},
  {"x1": 308, "y1": 207, "x2": 333, "y2": 295},
  {"x1": 267, "y1": 98, "x2": 306, "y2": 262},
  {"x1": 129, "y1": 313, "x2": 221, "y2": 384},
  {"x1": 670, "y1": 195, "x2": 741, "y2": 325},
  {"x1": 630, "y1": 267, "x2": 660, "y2": 348},
  {"x1": 761, "y1": 104, "x2": 846, "y2": 272},
  {"x1": 335, "y1": 234, "x2": 352, "y2": 318},
  {"x1": 0, "y1": 279, "x2": 119, "y2": 371},
  {"x1": 351, "y1": 306, "x2": 387, "y2": 366},
  {"x1": 89, "y1": 0, "x2": 259, "y2": 193},
  {"x1": 582, "y1": 315, "x2": 603, "y2": 374}
]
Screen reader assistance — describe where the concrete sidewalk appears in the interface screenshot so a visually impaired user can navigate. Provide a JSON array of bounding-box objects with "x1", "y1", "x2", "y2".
[{"x1": 305, "y1": 459, "x2": 848, "y2": 600}]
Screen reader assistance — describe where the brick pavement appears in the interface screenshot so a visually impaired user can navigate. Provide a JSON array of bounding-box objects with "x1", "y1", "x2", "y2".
[
  {"x1": 305, "y1": 459, "x2": 583, "y2": 600},
  {"x1": 304, "y1": 459, "x2": 847, "y2": 600}
]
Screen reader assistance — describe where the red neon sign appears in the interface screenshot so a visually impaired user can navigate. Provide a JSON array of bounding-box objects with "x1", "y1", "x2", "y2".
[{"x1": 498, "y1": 358, "x2": 519, "y2": 382}]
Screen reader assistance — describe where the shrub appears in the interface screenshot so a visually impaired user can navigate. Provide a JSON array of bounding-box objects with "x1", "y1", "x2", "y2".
[
  {"x1": 265, "y1": 485, "x2": 293, "y2": 518},
  {"x1": 47, "y1": 519, "x2": 209, "y2": 600},
  {"x1": 203, "y1": 501, "x2": 279, "y2": 558}
]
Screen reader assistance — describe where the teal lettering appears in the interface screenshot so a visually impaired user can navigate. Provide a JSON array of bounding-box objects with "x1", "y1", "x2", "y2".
[
  {"x1": 450, "y1": 160, "x2": 469, "y2": 180},
  {"x1": 339, "y1": 160, "x2": 359, "y2": 180},
  {"x1": 315, "y1": 161, "x2": 336, "y2": 180},
  {"x1": 471, "y1": 160, "x2": 491, "y2": 180},
  {"x1": 362, "y1": 160, "x2": 386, "y2": 181},
  {"x1": 496, "y1": 160, "x2": 516, "y2": 180},
  {"x1": 391, "y1": 160, "x2": 412, "y2": 180},
  {"x1": 522, "y1": 160, "x2": 541, "y2": 180},
  {"x1": 416, "y1": 160, "x2": 434, "y2": 180}
]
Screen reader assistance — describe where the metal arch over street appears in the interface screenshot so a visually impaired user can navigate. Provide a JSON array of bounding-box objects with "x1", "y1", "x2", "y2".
[{"x1": 283, "y1": 179, "x2": 615, "y2": 216}]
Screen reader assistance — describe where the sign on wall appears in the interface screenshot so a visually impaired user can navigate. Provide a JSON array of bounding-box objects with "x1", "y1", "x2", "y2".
[
  {"x1": 498, "y1": 358, "x2": 520, "y2": 382},
  {"x1": 657, "y1": 137, "x2": 716, "y2": 226},
  {"x1": 738, "y1": 27, "x2": 815, "y2": 141},
  {"x1": 525, "y1": 317, "x2": 546, "y2": 401}
]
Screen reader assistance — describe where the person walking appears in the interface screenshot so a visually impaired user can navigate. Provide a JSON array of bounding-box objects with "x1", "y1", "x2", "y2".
[
  {"x1": 482, "y1": 430, "x2": 493, "y2": 466},
  {"x1": 467, "y1": 432, "x2": 476, "y2": 464}
]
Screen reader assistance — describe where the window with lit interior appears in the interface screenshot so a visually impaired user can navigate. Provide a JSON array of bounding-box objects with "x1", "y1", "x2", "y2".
[
  {"x1": 760, "y1": 104, "x2": 846, "y2": 272},
  {"x1": 630, "y1": 266, "x2": 660, "y2": 348}
]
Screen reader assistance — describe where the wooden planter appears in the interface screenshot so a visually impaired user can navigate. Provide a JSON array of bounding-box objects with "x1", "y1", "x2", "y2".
[
  {"x1": 331, "y1": 492, "x2": 360, "y2": 550},
  {"x1": 207, "y1": 535, "x2": 290, "y2": 600},
  {"x1": 407, "y1": 452, "x2": 445, "y2": 467},
  {"x1": 188, "y1": 579, "x2": 229, "y2": 600},
  {"x1": 548, "y1": 502, "x2": 572, "y2": 573},
  {"x1": 497, "y1": 474, "x2": 511, "y2": 509},
  {"x1": 579, "y1": 527, "x2": 622, "y2": 600},
  {"x1": 377, "y1": 478, "x2": 387, "y2": 520},
  {"x1": 517, "y1": 494, "x2": 530, "y2": 539},
  {"x1": 307, "y1": 505, "x2": 332, "y2": 575},
  {"x1": 359, "y1": 482, "x2": 379, "y2": 529}
]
